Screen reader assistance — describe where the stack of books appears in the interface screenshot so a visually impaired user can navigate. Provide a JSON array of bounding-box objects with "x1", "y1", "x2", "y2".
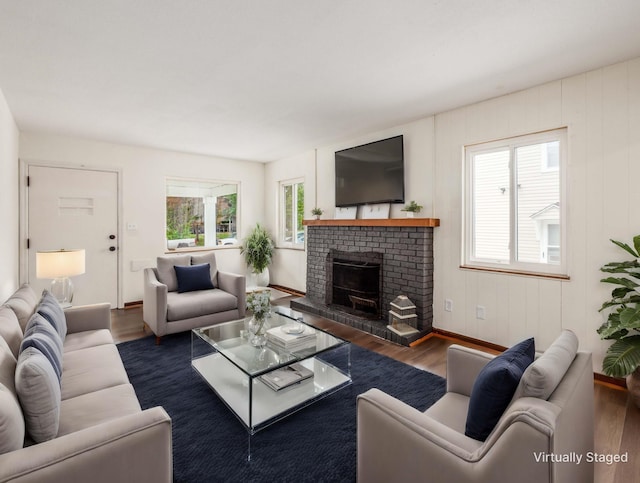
[
  {"x1": 259, "y1": 363, "x2": 314, "y2": 391},
  {"x1": 266, "y1": 325, "x2": 317, "y2": 352}
]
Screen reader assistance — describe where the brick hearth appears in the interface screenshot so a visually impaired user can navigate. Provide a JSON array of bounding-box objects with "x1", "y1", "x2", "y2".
[{"x1": 291, "y1": 219, "x2": 439, "y2": 345}]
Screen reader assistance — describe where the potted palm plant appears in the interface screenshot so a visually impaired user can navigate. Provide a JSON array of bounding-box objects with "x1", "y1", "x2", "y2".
[
  {"x1": 240, "y1": 224, "x2": 275, "y2": 287},
  {"x1": 401, "y1": 200, "x2": 422, "y2": 218},
  {"x1": 311, "y1": 207, "x2": 323, "y2": 220},
  {"x1": 598, "y1": 235, "x2": 640, "y2": 407}
]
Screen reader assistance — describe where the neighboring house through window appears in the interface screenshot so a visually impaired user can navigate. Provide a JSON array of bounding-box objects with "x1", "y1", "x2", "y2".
[
  {"x1": 166, "y1": 178, "x2": 238, "y2": 250},
  {"x1": 280, "y1": 179, "x2": 304, "y2": 248},
  {"x1": 464, "y1": 128, "x2": 567, "y2": 276}
]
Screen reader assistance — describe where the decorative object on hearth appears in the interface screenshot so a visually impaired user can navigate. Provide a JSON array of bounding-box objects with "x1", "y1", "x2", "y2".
[
  {"x1": 311, "y1": 207, "x2": 323, "y2": 220},
  {"x1": 401, "y1": 200, "x2": 422, "y2": 218},
  {"x1": 36, "y1": 248, "x2": 85, "y2": 307},
  {"x1": 597, "y1": 234, "x2": 640, "y2": 407},
  {"x1": 240, "y1": 223, "x2": 275, "y2": 287},
  {"x1": 247, "y1": 290, "x2": 271, "y2": 347},
  {"x1": 387, "y1": 295, "x2": 419, "y2": 336}
]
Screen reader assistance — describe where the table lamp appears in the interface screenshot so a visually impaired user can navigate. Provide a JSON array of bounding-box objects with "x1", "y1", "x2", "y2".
[{"x1": 36, "y1": 249, "x2": 86, "y2": 307}]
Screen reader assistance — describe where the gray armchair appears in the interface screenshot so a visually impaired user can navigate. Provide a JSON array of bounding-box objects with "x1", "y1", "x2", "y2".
[
  {"x1": 357, "y1": 331, "x2": 594, "y2": 483},
  {"x1": 143, "y1": 252, "x2": 246, "y2": 343}
]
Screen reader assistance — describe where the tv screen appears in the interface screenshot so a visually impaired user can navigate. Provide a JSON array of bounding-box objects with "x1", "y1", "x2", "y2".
[{"x1": 335, "y1": 135, "x2": 404, "y2": 207}]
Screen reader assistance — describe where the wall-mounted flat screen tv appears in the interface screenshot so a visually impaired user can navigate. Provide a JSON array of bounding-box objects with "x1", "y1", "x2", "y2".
[{"x1": 335, "y1": 135, "x2": 404, "y2": 207}]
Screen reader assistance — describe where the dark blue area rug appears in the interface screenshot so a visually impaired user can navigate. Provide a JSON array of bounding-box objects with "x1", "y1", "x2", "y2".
[{"x1": 117, "y1": 332, "x2": 446, "y2": 483}]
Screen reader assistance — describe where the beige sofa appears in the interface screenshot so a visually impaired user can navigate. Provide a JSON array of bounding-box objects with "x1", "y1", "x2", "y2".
[
  {"x1": 143, "y1": 252, "x2": 246, "y2": 343},
  {"x1": 357, "y1": 331, "x2": 594, "y2": 483},
  {"x1": 0, "y1": 285, "x2": 172, "y2": 483}
]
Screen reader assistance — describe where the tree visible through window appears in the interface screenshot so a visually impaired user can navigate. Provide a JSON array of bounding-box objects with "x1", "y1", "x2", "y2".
[
  {"x1": 465, "y1": 129, "x2": 566, "y2": 275},
  {"x1": 166, "y1": 179, "x2": 238, "y2": 249},
  {"x1": 281, "y1": 179, "x2": 304, "y2": 247}
]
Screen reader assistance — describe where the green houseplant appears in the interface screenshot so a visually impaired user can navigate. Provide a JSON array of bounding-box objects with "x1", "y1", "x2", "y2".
[
  {"x1": 240, "y1": 224, "x2": 275, "y2": 286},
  {"x1": 598, "y1": 235, "x2": 640, "y2": 406},
  {"x1": 311, "y1": 207, "x2": 323, "y2": 219},
  {"x1": 401, "y1": 201, "x2": 422, "y2": 217}
]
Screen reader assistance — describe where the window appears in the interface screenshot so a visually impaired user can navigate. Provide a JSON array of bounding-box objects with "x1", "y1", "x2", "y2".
[
  {"x1": 166, "y1": 178, "x2": 238, "y2": 250},
  {"x1": 280, "y1": 179, "x2": 304, "y2": 247},
  {"x1": 542, "y1": 141, "x2": 560, "y2": 171},
  {"x1": 464, "y1": 129, "x2": 566, "y2": 276}
]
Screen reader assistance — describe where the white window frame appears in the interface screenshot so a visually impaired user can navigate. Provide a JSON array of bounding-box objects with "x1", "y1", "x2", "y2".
[
  {"x1": 165, "y1": 177, "x2": 239, "y2": 251},
  {"x1": 278, "y1": 178, "x2": 305, "y2": 249},
  {"x1": 464, "y1": 128, "x2": 567, "y2": 277}
]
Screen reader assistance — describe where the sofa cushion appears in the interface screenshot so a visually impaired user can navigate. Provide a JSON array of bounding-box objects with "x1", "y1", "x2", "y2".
[
  {"x1": 58, "y1": 383, "x2": 141, "y2": 437},
  {"x1": 0, "y1": 382, "x2": 25, "y2": 454},
  {"x1": 61, "y1": 344, "x2": 130, "y2": 400},
  {"x1": 424, "y1": 392, "x2": 471, "y2": 434},
  {"x1": 15, "y1": 346, "x2": 62, "y2": 442},
  {"x1": 0, "y1": 337, "x2": 23, "y2": 453},
  {"x1": 520, "y1": 330, "x2": 578, "y2": 400},
  {"x1": 63, "y1": 329, "x2": 114, "y2": 353},
  {"x1": 0, "y1": 305, "x2": 23, "y2": 359},
  {"x1": 175, "y1": 263, "x2": 215, "y2": 293},
  {"x1": 36, "y1": 290, "x2": 67, "y2": 340},
  {"x1": 4, "y1": 284, "x2": 38, "y2": 332},
  {"x1": 465, "y1": 337, "x2": 535, "y2": 441},
  {"x1": 0, "y1": 336, "x2": 17, "y2": 391},
  {"x1": 156, "y1": 255, "x2": 191, "y2": 292},
  {"x1": 191, "y1": 252, "x2": 218, "y2": 284},
  {"x1": 166, "y1": 289, "x2": 238, "y2": 322},
  {"x1": 21, "y1": 313, "x2": 64, "y2": 381}
]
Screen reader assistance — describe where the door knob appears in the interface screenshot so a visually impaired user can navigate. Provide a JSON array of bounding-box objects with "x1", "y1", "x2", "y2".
[
  {"x1": 109, "y1": 235, "x2": 116, "y2": 240},
  {"x1": 109, "y1": 246, "x2": 117, "y2": 252}
]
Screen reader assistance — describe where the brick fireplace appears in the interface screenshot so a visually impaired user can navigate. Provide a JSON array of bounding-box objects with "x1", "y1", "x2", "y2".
[{"x1": 291, "y1": 218, "x2": 439, "y2": 345}]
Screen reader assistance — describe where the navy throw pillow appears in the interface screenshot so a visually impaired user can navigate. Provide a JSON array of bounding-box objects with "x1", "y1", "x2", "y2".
[
  {"x1": 37, "y1": 290, "x2": 67, "y2": 340},
  {"x1": 174, "y1": 263, "x2": 215, "y2": 293},
  {"x1": 20, "y1": 313, "x2": 64, "y2": 382},
  {"x1": 465, "y1": 337, "x2": 535, "y2": 441}
]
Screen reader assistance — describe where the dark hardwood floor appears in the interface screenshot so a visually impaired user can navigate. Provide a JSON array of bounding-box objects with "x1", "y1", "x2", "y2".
[{"x1": 112, "y1": 297, "x2": 637, "y2": 483}]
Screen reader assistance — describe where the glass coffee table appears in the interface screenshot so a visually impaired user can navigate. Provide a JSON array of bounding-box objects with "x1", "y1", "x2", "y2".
[{"x1": 191, "y1": 307, "x2": 351, "y2": 459}]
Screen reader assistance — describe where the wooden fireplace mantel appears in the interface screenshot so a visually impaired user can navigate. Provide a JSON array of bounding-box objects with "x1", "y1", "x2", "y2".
[{"x1": 303, "y1": 218, "x2": 440, "y2": 227}]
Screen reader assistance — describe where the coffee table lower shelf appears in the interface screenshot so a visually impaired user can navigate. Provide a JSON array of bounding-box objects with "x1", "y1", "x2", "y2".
[{"x1": 192, "y1": 349, "x2": 352, "y2": 433}]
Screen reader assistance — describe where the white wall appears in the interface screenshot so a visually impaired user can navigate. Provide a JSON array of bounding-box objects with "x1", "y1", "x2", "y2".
[
  {"x1": 19, "y1": 133, "x2": 265, "y2": 305},
  {"x1": 11, "y1": 56, "x2": 640, "y2": 373},
  {"x1": 0, "y1": 87, "x2": 19, "y2": 302},
  {"x1": 266, "y1": 117, "x2": 436, "y2": 292},
  {"x1": 264, "y1": 150, "x2": 316, "y2": 291},
  {"x1": 434, "y1": 58, "x2": 640, "y2": 373},
  {"x1": 266, "y1": 57, "x2": 640, "y2": 374}
]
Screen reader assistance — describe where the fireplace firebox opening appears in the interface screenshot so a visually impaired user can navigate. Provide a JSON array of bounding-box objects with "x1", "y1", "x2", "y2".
[{"x1": 326, "y1": 250, "x2": 383, "y2": 319}]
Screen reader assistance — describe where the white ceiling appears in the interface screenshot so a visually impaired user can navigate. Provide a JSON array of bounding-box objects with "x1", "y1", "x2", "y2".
[{"x1": 1, "y1": 1, "x2": 640, "y2": 162}]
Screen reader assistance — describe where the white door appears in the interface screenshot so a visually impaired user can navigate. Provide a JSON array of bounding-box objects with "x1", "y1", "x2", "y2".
[{"x1": 28, "y1": 165, "x2": 119, "y2": 307}]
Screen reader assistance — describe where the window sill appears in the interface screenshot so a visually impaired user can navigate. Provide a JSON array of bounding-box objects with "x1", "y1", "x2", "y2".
[
  {"x1": 164, "y1": 246, "x2": 240, "y2": 255},
  {"x1": 459, "y1": 265, "x2": 570, "y2": 281},
  {"x1": 276, "y1": 245, "x2": 305, "y2": 251}
]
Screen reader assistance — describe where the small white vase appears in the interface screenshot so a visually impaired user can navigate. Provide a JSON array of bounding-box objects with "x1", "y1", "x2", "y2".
[{"x1": 255, "y1": 267, "x2": 270, "y2": 287}]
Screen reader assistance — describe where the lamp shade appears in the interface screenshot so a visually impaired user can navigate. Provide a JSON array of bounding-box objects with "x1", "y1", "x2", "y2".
[{"x1": 36, "y1": 249, "x2": 86, "y2": 279}]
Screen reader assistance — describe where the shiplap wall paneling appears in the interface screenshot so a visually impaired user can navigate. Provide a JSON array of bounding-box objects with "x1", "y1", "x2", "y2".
[
  {"x1": 476, "y1": 272, "x2": 499, "y2": 344},
  {"x1": 560, "y1": 73, "x2": 588, "y2": 352},
  {"x1": 433, "y1": 108, "x2": 465, "y2": 335},
  {"x1": 630, "y1": 58, "x2": 640, "y2": 213},
  {"x1": 537, "y1": 279, "x2": 562, "y2": 350},
  {"x1": 506, "y1": 276, "x2": 529, "y2": 345},
  {"x1": 464, "y1": 270, "x2": 479, "y2": 338}
]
